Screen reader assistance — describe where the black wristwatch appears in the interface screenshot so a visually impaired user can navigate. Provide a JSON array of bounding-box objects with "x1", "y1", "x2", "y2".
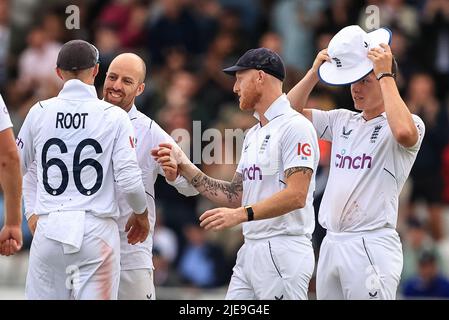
[
  {"x1": 244, "y1": 205, "x2": 254, "y2": 221},
  {"x1": 376, "y1": 72, "x2": 395, "y2": 81}
]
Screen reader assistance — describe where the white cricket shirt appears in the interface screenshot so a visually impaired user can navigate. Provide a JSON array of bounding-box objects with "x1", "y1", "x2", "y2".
[
  {"x1": 0, "y1": 94, "x2": 12, "y2": 132},
  {"x1": 18, "y1": 79, "x2": 146, "y2": 218},
  {"x1": 237, "y1": 94, "x2": 319, "y2": 240},
  {"x1": 312, "y1": 109, "x2": 425, "y2": 232},
  {"x1": 117, "y1": 105, "x2": 198, "y2": 270}
]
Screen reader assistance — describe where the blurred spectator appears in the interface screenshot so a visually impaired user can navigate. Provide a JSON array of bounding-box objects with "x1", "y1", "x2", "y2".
[
  {"x1": 406, "y1": 72, "x2": 449, "y2": 242},
  {"x1": 93, "y1": 23, "x2": 121, "y2": 90},
  {"x1": 418, "y1": 0, "x2": 449, "y2": 99},
  {"x1": 148, "y1": 0, "x2": 202, "y2": 66},
  {"x1": 0, "y1": 0, "x2": 10, "y2": 89},
  {"x1": 259, "y1": 31, "x2": 282, "y2": 53},
  {"x1": 191, "y1": 0, "x2": 222, "y2": 49},
  {"x1": 16, "y1": 25, "x2": 62, "y2": 97},
  {"x1": 380, "y1": 0, "x2": 419, "y2": 38},
  {"x1": 195, "y1": 32, "x2": 238, "y2": 126},
  {"x1": 41, "y1": 8, "x2": 70, "y2": 44},
  {"x1": 218, "y1": 0, "x2": 261, "y2": 38},
  {"x1": 153, "y1": 207, "x2": 182, "y2": 287},
  {"x1": 317, "y1": 0, "x2": 361, "y2": 35},
  {"x1": 98, "y1": 0, "x2": 150, "y2": 49},
  {"x1": 156, "y1": 97, "x2": 198, "y2": 260},
  {"x1": 215, "y1": 6, "x2": 250, "y2": 50},
  {"x1": 272, "y1": 0, "x2": 325, "y2": 72},
  {"x1": 443, "y1": 145, "x2": 449, "y2": 203},
  {"x1": 178, "y1": 224, "x2": 229, "y2": 288},
  {"x1": 154, "y1": 208, "x2": 179, "y2": 264},
  {"x1": 402, "y1": 249, "x2": 449, "y2": 298},
  {"x1": 401, "y1": 217, "x2": 443, "y2": 283}
]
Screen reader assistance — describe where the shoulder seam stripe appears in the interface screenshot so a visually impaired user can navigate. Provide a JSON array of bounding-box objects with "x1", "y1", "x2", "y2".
[
  {"x1": 145, "y1": 191, "x2": 155, "y2": 201},
  {"x1": 320, "y1": 126, "x2": 329, "y2": 139},
  {"x1": 383, "y1": 168, "x2": 396, "y2": 181}
]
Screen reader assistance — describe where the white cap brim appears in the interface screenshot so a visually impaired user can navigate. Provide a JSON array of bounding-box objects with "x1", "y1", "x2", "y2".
[{"x1": 318, "y1": 27, "x2": 392, "y2": 86}]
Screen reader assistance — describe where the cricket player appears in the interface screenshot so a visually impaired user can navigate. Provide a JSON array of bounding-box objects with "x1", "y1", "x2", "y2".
[
  {"x1": 154, "y1": 48, "x2": 319, "y2": 300},
  {"x1": 103, "y1": 53, "x2": 198, "y2": 299},
  {"x1": 25, "y1": 53, "x2": 198, "y2": 299},
  {"x1": 287, "y1": 25, "x2": 425, "y2": 299},
  {"x1": 0, "y1": 94, "x2": 22, "y2": 256},
  {"x1": 18, "y1": 40, "x2": 149, "y2": 299}
]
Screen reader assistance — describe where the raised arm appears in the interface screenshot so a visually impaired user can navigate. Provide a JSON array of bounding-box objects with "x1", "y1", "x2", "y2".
[
  {"x1": 287, "y1": 49, "x2": 331, "y2": 121},
  {"x1": 368, "y1": 44, "x2": 419, "y2": 148}
]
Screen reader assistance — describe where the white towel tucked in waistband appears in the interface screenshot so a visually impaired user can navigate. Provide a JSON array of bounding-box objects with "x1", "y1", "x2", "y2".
[{"x1": 44, "y1": 211, "x2": 85, "y2": 254}]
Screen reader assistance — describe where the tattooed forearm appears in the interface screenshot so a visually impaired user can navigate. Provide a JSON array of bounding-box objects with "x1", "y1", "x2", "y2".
[
  {"x1": 284, "y1": 167, "x2": 313, "y2": 179},
  {"x1": 191, "y1": 172, "x2": 243, "y2": 204}
]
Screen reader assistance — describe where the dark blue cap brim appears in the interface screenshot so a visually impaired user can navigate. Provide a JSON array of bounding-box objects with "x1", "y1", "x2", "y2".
[{"x1": 222, "y1": 65, "x2": 251, "y2": 76}]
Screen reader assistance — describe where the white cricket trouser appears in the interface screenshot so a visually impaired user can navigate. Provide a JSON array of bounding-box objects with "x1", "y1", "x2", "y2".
[
  {"x1": 118, "y1": 269, "x2": 155, "y2": 300},
  {"x1": 25, "y1": 215, "x2": 120, "y2": 300},
  {"x1": 316, "y1": 228, "x2": 403, "y2": 300},
  {"x1": 226, "y1": 235, "x2": 314, "y2": 300}
]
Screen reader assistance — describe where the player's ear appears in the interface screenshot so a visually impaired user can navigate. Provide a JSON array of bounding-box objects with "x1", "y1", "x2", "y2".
[
  {"x1": 136, "y1": 82, "x2": 145, "y2": 97},
  {"x1": 257, "y1": 70, "x2": 265, "y2": 83},
  {"x1": 92, "y1": 64, "x2": 99, "y2": 78},
  {"x1": 55, "y1": 68, "x2": 63, "y2": 80}
]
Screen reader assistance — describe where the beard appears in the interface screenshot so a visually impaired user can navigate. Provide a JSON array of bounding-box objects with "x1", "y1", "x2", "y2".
[
  {"x1": 239, "y1": 87, "x2": 261, "y2": 111},
  {"x1": 104, "y1": 89, "x2": 132, "y2": 109}
]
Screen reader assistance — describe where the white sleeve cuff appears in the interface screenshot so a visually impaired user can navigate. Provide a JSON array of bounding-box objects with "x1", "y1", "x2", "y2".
[
  {"x1": 166, "y1": 175, "x2": 199, "y2": 197},
  {"x1": 124, "y1": 183, "x2": 148, "y2": 214}
]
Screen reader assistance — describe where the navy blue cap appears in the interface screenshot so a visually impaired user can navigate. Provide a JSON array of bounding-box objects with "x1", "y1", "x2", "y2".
[
  {"x1": 223, "y1": 48, "x2": 286, "y2": 81},
  {"x1": 57, "y1": 40, "x2": 99, "y2": 71}
]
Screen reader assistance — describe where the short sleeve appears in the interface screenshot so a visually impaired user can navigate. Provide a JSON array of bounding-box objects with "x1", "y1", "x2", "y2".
[
  {"x1": 311, "y1": 109, "x2": 346, "y2": 142},
  {"x1": 281, "y1": 116, "x2": 319, "y2": 172},
  {"x1": 0, "y1": 94, "x2": 13, "y2": 132},
  {"x1": 17, "y1": 104, "x2": 39, "y2": 174},
  {"x1": 406, "y1": 114, "x2": 426, "y2": 152}
]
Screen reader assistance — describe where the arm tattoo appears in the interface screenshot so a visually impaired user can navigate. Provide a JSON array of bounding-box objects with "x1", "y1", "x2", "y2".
[
  {"x1": 191, "y1": 172, "x2": 243, "y2": 203},
  {"x1": 284, "y1": 166, "x2": 313, "y2": 179}
]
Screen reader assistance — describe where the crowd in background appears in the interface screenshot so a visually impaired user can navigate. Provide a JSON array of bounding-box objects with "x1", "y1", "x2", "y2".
[{"x1": 1, "y1": 0, "x2": 449, "y2": 298}]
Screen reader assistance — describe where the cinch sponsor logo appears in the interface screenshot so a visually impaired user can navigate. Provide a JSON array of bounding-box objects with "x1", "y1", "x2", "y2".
[
  {"x1": 242, "y1": 164, "x2": 262, "y2": 181},
  {"x1": 335, "y1": 153, "x2": 372, "y2": 169}
]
